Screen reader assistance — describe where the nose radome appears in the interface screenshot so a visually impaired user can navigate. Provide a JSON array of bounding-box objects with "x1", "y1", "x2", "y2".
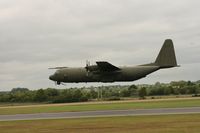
[{"x1": 49, "y1": 75, "x2": 54, "y2": 80}]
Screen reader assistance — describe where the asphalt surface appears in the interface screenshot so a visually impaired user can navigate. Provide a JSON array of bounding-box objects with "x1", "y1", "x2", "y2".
[{"x1": 0, "y1": 107, "x2": 200, "y2": 121}]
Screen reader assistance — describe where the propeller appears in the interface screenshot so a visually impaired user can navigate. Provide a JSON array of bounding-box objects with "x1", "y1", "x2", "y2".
[{"x1": 86, "y1": 60, "x2": 90, "y2": 76}]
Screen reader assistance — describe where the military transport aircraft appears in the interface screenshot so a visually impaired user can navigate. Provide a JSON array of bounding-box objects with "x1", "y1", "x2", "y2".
[{"x1": 49, "y1": 39, "x2": 179, "y2": 85}]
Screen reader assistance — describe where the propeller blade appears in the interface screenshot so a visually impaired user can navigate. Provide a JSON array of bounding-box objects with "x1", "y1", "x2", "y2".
[{"x1": 86, "y1": 60, "x2": 90, "y2": 76}]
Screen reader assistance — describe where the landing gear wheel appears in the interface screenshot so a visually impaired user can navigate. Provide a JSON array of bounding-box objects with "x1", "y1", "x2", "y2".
[{"x1": 57, "y1": 81, "x2": 61, "y2": 85}]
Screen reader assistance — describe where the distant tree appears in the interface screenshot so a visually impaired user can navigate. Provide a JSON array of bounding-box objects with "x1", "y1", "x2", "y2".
[
  {"x1": 187, "y1": 81, "x2": 195, "y2": 86},
  {"x1": 163, "y1": 86, "x2": 172, "y2": 95},
  {"x1": 120, "y1": 89, "x2": 130, "y2": 97},
  {"x1": 90, "y1": 89, "x2": 98, "y2": 99},
  {"x1": 11, "y1": 88, "x2": 29, "y2": 93},
  {"x1": 44, "y1": 88, "x2": 59, "y2": 102},
  {"x1": 179, "y1": 86, "x2": 187, "y2": 94},
  {"x1": 0, "y1": 93, "x2": 10, "y2": 102},
  {"x1": 73, "y1": 89, "x2": 82, "y2": 102},
  {"x1": 128, "y1": 84, "x2": 138, "y2": 96},
  {"x1": 34, "y1": 89, "x2": 47, "y2": 102},
  {"x1": 138, "y1": 87, "x2": 147, "y2": 99},
  {"x1": 45, "y1": 88, "x2": 59, "y2": 97},
  {"x1": 187, "y1": 85, "x2": 198, "y2": 94},
  {"x1": 170, "y1": 81, "x2": 187, "y2": 89},
  {"x1": 155, "y1": 82, "x2": 161, "y2": 88}
]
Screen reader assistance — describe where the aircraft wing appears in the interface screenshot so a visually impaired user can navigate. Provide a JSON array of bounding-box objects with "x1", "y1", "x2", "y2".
[{"x1": 96, "y1": 61, "x2": 120, "y2": 71}]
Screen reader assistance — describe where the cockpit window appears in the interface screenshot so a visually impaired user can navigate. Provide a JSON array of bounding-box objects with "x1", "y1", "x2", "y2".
[{"x1": 55, "y1": 70, "x2": 60, "y2": 75}]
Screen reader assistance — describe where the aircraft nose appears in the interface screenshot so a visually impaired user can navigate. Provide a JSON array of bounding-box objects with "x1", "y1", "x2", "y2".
[{"x1": 49, "y1": 75, "x2": 54, "y2": 81}]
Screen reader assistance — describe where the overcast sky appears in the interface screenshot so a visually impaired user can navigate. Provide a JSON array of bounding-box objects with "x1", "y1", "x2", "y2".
[{"x1": 0, "y1": 0, "x2": 200, "y2": 91}]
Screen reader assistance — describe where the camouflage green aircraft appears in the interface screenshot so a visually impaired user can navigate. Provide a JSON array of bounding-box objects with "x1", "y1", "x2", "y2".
[{"x1": 49, "y1": 39, "x2": 179, "y2": 85}]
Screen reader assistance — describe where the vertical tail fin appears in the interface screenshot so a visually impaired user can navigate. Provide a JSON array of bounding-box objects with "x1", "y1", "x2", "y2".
[{"x1": 155, "y1": 39, "x2": 178, "y2": 68}]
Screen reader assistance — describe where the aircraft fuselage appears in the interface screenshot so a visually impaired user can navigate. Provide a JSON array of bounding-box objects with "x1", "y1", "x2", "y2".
[{"x1": 49, "y1": 65, "x2": 160, "y2": 83}]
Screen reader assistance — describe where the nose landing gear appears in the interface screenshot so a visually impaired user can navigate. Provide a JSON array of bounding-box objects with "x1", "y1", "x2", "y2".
[{"x1": 55, "y1": 81, "x2": 61, "y2": 85}]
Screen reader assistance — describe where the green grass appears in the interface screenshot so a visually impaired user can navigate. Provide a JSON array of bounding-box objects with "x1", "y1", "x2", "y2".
[
  {"x1": 1, "y1": 113, "x2": 200, "y2": 133},
  {"x1": 0, "y1": 98, "x2": 200, "y2": 115}
]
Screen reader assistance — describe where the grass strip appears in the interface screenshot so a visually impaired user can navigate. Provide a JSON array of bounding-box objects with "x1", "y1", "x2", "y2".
[
  {"x1": 0, "y1": 113, "x2": 200, "y2": 133},
  {"x1": 0, "y1": 98, "x2": 200, "y2": 115}
]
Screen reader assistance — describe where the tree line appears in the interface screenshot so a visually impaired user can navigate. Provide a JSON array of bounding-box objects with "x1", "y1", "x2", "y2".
[{"x1": 0, "y1": 80, "x2": 200, "y2": 103}]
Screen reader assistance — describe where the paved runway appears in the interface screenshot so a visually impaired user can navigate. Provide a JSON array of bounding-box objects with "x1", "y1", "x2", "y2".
[{"x1": 0, "y1": 107, "x2": 200, "y2": 121}]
